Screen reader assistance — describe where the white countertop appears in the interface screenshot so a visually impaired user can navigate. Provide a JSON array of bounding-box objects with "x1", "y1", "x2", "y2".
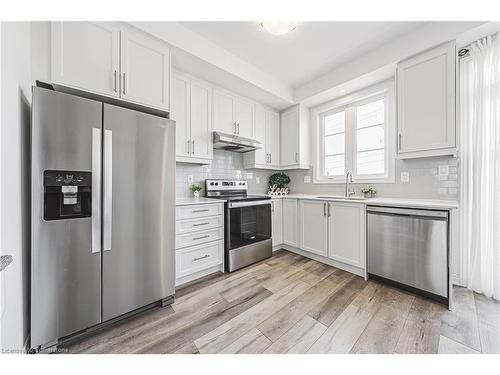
[
  {"x1": 176, "y1": 197, "x2": 226, "y2": 206},
  {"x1": 272, "y1": 193, "x2": 458, "y2": 210}
]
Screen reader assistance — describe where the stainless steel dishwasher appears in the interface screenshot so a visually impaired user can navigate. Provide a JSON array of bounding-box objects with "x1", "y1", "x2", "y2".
[{"x1": 367, "y1": 206, "x2": 449, "y2": 305}]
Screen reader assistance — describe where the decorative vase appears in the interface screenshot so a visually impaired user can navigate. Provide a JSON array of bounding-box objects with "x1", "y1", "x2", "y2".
[
  {"x1": 193, "y1": 191, "x2": 200, "y2": 199},
  {"x1": 363, "y1": 191, "x2": 373, "y2": 198}
]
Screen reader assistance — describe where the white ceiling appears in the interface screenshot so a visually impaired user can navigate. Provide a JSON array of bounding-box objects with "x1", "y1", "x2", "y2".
[{"x1": 180, "y1": 21, "x2": 427, "y2": 89}]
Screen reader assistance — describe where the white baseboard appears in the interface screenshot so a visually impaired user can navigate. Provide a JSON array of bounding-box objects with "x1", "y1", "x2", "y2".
[{"x1": 280, "y1": 244, "x2": 365, "y2": 278}]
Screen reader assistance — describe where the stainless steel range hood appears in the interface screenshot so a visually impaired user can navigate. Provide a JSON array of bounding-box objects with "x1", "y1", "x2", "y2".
[{"x1": 213, "y1": 131, "x2": 263, "y2": 153}]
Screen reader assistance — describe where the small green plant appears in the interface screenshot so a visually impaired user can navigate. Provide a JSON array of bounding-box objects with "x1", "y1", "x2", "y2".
[
  {"x1": 190, "y1": 184, "x2": 202, "y2": 193},
  {"x1": 361, "y1": 185, "x2": 376, "y2": 197},
  {"x1": 269, "y1": 173, "x2": 290, "y2": 188}
]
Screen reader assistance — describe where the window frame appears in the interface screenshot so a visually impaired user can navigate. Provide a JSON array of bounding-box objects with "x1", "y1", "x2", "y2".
[{"x1": 313, "y1": 79, "x2": 396, "y2": 184}]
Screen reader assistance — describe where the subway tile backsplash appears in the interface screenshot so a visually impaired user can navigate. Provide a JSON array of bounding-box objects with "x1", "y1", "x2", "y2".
[
  {"x1": 176, "y1": 152, "x2": 459, "y2": 200},
  {"x1": 176, "y1": 150, "x2": 278, "y2": 198}
]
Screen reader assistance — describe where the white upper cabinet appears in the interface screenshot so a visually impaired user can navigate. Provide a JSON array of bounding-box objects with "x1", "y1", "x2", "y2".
[
  {"x1": 120, "y1": 29, "x2": 170, "y2": 110},
  {"x1": 283, "y1": 198, "x2": 299, "y2": 247},
  {"x1": 213, "y1": 89, "x2": 235, "y2": 134},
  {"x1": 397, "y1": 41, "x2": 456, "y2": 158},
  {"x1": 299, "y1": 200, "x2": 328, "y2": 256},
  {"x1": 234, "y1": 97, "x2": 254, "y2": 138},
  {"x1": 280, "y1": 104, "x2": 310, "y2": 169},
  {"x1": 271, "y1": 199, "x2": 283, "y2": 247},
  {"x1": 51, "y1": 22, "x2": 171, "y2": 111},
  {"x1": 243, "y1": 105, "x2": 280, "y2": 169},
  {"x1": 327, "y1": 202, "x2": 365, "y2": 268},
  {"x1": 190, "y1": 79, "x2": 213, "y2": 161},
  {"x1": 51, "y1": 22, "x2": 120, "y2": 97},
  {"x1": 213, "y1": 89, "x2": 254, "y2": 137},
  {"x1": 171, "y1": 71, "x2": 212, "y2": 164}
]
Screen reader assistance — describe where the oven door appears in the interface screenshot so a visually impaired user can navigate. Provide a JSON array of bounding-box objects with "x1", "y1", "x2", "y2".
[{"x1": 227, "y1": 200, "x2": 272, "y2": 250}]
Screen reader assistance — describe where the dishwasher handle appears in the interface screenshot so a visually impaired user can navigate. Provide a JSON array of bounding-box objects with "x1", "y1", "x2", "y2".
[{"x1": 366, "y1": 205, "x2": 448, "y2": 219}]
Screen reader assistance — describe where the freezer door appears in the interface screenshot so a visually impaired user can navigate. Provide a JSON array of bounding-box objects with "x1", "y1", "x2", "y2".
[
  {"x1": 102, "y1": 104, "x2": 175, "y2": 321},
  {"x1": 31, "y1": 87, "x2": 102, "y2": 348}
]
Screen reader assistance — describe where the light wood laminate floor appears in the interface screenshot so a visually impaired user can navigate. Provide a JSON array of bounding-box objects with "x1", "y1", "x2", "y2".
[{"x1": 64, "y1": 250, "x2": 500, "y2": 354}]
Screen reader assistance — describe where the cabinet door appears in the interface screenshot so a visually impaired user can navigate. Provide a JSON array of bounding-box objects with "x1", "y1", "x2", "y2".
[
  {"x1": 253, "y1": 105, "x2": 268, "y2": 165},
  {"x1": 299, "y1": 200, "x2": 328, "y2": 256},
  {"x1": 280, "y1": 107, "x2": 299, "y2": 167},
  {"x1": 121, "y1": 29, "x2": 170, "y2": 110},
  {"x1": 328, "y1": 202, "x2": 365, "y2": 268},
  {"x1": 190, "y1": 79, "x2": 213, "y2": 160},
  {"x1": 51, "y1": 22, "x2": 120, "y2": 97},
  {"x1": 235, "y1": 97, "x2": 254, "y2": 138},
  {"x1": 171, "y1": 72, "x2": 191, "y2": 158},
  {"x1": 283, "y1": 199, "x2": 298, "y2": 247},
  {"x1": 398, "y1": 42, "x2": 456, "y2": 155},
  {"x1": 213, "y1": 89, "x2": 235, "y2": 134},
  {"x1": 272, "y1": 199, "x2": 283, "y2": 247},
  {"x1": 267, "y1": 110, "x2": 281, "y2": 168}
]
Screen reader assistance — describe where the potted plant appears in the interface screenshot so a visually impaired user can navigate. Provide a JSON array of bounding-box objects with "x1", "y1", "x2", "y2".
[
  {"x1": 190, "y1": 184, "x2": 202, "y2": 199},
  {"x1": 268, "y1": 172, "x2": 291, "y2": 196},
  {"x1": 361, "y1": 185, "x2": 376, "y2": 198}
]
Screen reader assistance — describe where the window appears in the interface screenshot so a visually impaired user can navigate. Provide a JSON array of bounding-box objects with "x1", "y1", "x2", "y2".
[{"x1": 314, "y1": 81, "x2": 395, "y2": 183}]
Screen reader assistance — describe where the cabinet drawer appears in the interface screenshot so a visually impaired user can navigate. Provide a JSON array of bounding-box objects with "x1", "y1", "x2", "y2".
[
  {"x1": 176, "y1": 215, "x2": 223, "y2": 235},
  {"x1": 176, "y1": 240, "x2": 223, "y2": 278},
  {"x1": 176, "y1": 203, "x2": 223, "y2": 220},
  {"x1": 176, "y1": 227, "x2": 224, "y2": 249}
]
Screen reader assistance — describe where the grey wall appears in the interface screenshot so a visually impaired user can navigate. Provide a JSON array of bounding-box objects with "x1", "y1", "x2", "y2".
[
  {"x1": 0, "y1": 21, "x2": 32, "y2": 352},
  {"x1": 176, "y1": 151, "x2": 459, "y2": 201},
  {"x1": 286, "y1": 156, "x2": 459, "y2": 200}
]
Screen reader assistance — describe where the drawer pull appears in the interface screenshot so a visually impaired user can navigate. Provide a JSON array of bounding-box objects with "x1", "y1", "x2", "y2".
[
  {"x1": 193, "y1": 234, "x2": 210, "y2": 241},
  {"x1": 193, "y1": 254, "x2": 210, "y2": 262},
  {"x1": 193, "y1": 222, "x2": 210, "y2": 227},
  {"x1": 192, "y1": 209, "x2": 210, "y2": 213}
]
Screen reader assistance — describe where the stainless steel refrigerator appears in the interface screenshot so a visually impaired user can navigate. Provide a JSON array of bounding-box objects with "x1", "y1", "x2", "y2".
[{"x1": 30, "y1": 86, "x2": 176, "y2": 350}]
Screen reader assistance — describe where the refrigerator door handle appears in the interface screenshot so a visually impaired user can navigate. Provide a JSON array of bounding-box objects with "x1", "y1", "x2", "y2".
[
  {"x1": 104, "y1": 129, "x2": 113, "y2": 251},
  {"x1": 92, "y1": 128, "x2": 102, "y2": 254}
]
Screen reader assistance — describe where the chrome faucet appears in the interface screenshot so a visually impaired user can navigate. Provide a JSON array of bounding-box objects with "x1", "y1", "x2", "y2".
[{"x1": 345, "y1": 170, "x2": 355, "y2": 198}]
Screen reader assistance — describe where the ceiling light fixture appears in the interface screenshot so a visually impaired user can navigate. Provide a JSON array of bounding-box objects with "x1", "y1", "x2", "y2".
[{"x1": 259, "y1": 22, "x2": 297, "y2": 36}]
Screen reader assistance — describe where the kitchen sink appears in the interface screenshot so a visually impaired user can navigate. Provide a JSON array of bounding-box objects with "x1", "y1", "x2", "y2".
[{"x1": 315, "y1": 195, "x2": 366, "y2": 201}]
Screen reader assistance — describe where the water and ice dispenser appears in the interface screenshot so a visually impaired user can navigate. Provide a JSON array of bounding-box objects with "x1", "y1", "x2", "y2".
[{"x1": 43, "y1": 170, "x2": 92, "y2": 220}]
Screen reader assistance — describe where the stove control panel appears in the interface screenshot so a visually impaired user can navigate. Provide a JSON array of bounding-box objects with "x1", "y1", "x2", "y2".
[{"x1": 205, "y1": 179, "x2": 247, "y2": 192}]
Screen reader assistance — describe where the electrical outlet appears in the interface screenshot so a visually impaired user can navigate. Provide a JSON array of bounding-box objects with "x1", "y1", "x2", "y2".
[
  {"x1": 304, "y1": 175, "x2": 312, "y2": 183},
  {"x1": 245, "y1": 172, "x2": 254, "y2": 179},
  {"x1": 400, "y1": 171, "x2": 410, "y2": 183},
  {"x1": 256, "y1": 177, "x2": 260, "y2": 184},
  {"x1": 187, "y1": 175, "x2": 193, "y2": 184},
  {"x1": 438, "y1": 165, "x2": 449, "y2": 176}
]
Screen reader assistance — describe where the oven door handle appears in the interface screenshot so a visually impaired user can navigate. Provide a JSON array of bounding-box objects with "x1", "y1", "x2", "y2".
[{"x1": 229, "y1": 200, "x2": 272, "y2": 209}]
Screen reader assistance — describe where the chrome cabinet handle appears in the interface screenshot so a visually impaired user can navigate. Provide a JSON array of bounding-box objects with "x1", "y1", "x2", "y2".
[
  {"x1": 192, "y1": 209, "x2": 210, "y2": 213},
  {"x1": 193, "y1": 235, "x2": 210, "y2": 241},
  {"x1": 237, "y1": 122, "x2": 240, "y2": 134},
  {"x1": 295, "y1": 152, "x2": 298, "y2": 162},
  {"x1": 398, "y1": 133, "x2": 402, "y2": 150},
  {"x1": 91, "y1": 128, "x2": 102, "y2": 254},
  {"x1": 323, "y1": 202, "x2": 326, "y2": 216},
  {"x1": 233, "y1": 122, "x2": 237, "y2": 134},
  {"x1": 187, "y1": 140, "x2": 190, "y2": 154},
  {"x1": 270, "y1": 153, "x2": 272, "y2": 164},
  {"x1": 122, "y1": 73, "x2": 126, "y2": 95},
  {"x1": 192, "y1": 140, "x2": 195, "y2": 154},
  {"x1": 113, "y1": 70, "x2": 117, "y2": 92},
  {"x1": 327, "y1": 203, "x2": 331, "y2": 217},
  {"x1": 193, "y1": 222, "x2": 210, "y2": 227},
  {"x1": 104, "y1": 129, "x2": 113, "y2": 251},
  {"x1": 193, "y1": 254, "x2": 209, "y2": 261}
]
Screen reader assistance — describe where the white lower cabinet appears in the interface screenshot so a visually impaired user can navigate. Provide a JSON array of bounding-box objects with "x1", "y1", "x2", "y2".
[
  {"x1": 327, "y1": 202, "x2": 365, "y2": 268},
  {"x1": 277, "y1": 198, "x2": 366, "y2": 275},
  {"x1": 175, "y1": 202, "x2": 224, "y2": 286},
  {"x1": 299, "y1": 200, "x2": 328, "y2": 256},
  {"x1": 283, "y1": 198, "x2": 298, "y2": 247},
  {"x1": 271, "y1": 199, "x2": 283, "y2": 247}
]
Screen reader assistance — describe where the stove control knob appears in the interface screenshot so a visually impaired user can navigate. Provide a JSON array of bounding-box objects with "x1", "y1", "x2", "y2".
[
  {"x1": 210, "y1": 182, "x2": 214, "y2": 186},
  {"x1": 214, "y1": 182, "x2": 219, "y2": 186}
]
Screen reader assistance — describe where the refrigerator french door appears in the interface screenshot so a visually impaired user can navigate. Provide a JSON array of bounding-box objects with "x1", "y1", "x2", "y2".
[{"x1": 31, "y1": 87, "x2": 175, "y2": 349}]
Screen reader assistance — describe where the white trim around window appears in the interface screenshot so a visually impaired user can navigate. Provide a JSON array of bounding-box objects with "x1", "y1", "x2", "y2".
[{"x1": 312, "y1": 79, "x2": 396, "y2": 184}]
